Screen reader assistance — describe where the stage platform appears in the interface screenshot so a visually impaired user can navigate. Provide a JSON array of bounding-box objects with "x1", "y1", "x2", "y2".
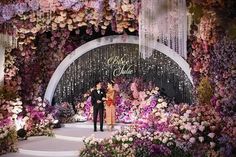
[{"x1": 2, "y1": 122, "x2": 130, "y2": 157}]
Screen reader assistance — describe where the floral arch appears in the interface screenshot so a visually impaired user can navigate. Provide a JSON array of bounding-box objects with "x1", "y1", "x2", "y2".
[{"x1": 44, "y1": 35, "x2": 193, "y2": 104}]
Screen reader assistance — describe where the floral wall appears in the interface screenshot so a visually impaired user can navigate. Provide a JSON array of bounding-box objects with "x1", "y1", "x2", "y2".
[{"x1": 0, "y1": 0, "x2": 235, "y2": 156}]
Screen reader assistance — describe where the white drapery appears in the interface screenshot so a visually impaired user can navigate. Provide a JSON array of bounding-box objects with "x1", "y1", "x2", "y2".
[{"x1": 139, "y1": 0, "x2": 187, "y2": 59}]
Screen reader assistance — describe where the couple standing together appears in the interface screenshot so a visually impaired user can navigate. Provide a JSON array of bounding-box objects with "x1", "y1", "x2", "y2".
[{"x1": 91, "y1": 81, "x2": 116, "y2": 132}]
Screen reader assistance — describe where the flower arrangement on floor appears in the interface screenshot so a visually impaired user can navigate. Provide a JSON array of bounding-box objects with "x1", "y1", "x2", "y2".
[
  {"x1": 0, "y1": 89, "x2": 18, "y2": 155},
  {"x1": 54, "y1": 102, "x2": 76, "y2": 123},
  {"x1": 80, "y1": 127, "x2": 191, "y2": 157},
  {"x1": 0, "y1": 117, "x2": 17, "y2": 155},
  {"x1": 77, "y1": 76, "x2": 235, "y2": 156},
  {"x1": 80, "y1": 97, "x2": 235, "y2": 156},
  {"x1": 24, "y1": 97, "x2": 55, "y2": 136}
]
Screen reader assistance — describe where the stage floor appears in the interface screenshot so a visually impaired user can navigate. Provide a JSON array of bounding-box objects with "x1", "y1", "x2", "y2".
[{"x1": 2, "y1": 122, "x2": 130, "y2": 157}]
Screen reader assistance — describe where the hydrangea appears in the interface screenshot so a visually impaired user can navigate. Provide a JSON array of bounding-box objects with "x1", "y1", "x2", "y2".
[
  {"x1": 2, "y1": 4, "x2": 15, "y2": 20},
  {"x1": 15, "y1": 2, "x2": 28, "y2": 15},
  {"x1": 26, "y1": 0, "x2": 40, "y2": 11},
  {"x1": 59, "y1": 0, "x2": 77, "y2": 9},
  {"x1": 72, "y1": 2, "x2": 84, "y2": 11}
]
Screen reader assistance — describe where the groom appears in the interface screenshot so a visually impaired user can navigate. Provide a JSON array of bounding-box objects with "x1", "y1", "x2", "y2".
[{"x1": 91, "y1": 81, "x2": 106, "y2": 132}]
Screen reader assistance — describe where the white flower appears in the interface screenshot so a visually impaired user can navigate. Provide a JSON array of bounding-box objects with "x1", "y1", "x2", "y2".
[
  {"x1": 189, "y1": 137, "x2": 196, "y2": 144},
  {"x1": 37, "y1": 97, "x2": 42, "y2": 102},
  {"x1": 80, "y1": 103, "x2": 85, "y2": 108},
  {"x1": 129, "y1": 137, "x2": 133, "y2": 142},
  {"x1": 161, "y1": 102, "x2": 167, "y2": 107},
  {"x1": 210, "y1": 142, "x2": 216, "y2": 148},
  {"x1": 17, "y1": 101, "x2": 22, "y2": 105},
  {"x1": 137, "y1": 133, "x2": 141, "y2": 138},
  {"x1": 122, "y1": 138, "x2": 126, "y2": 142},
  {"x1": 154, "y1": 135, "x2": 158, "y2": 140},
  {"x1": 160, "y1": 118, "x2": 167, "y2": 123},
  {"x1": 84, "y1": 138, "x2": 90, "y2": 143},
  {"x1": 158, "y1": 98, "x2": 163, "y2": 102},
  {"x1": 42, "y1": 103, "x2": 46, "y2": 107},
  {"x1": 198, "y1": 136, "x2": 204, "y2": 143},
  {"x1": 183, "y1": 113, "x2": 189, "y2": 118},
  {"x1": 186, "y1": 110, "x2": 192, "y2": 114},
  {"x1": 198, "y1": 125, "x2": 205, "y2": 132},
  {"x1": 162, "y1": 137, "x2": 168, "y2": 143},
  {"x1": 193, "y1": 122, "x2": 200, "y2": 126},
  {"x1": 123, "y1": 143, "x2": 129, "y2": 148},
  {"x1": 184, "y1": 123, "x2": 192, "y2": 130},
  {"x1": 208, "y1": 133, "x2": 215, "y2": 139},
  {"x1": 183, "y1": 134, "x2": 190, "y2": 140},
  {"x1": 109, "y1": 139, "x2": 113, "y2": 144},
  {"x1": 191, "y1": 128, "x2": 197, "y2": 135},
  {"x1": 179, "y1": 125, "x2": 184, "y2": 130},
  {"x1": 167, "y1": 142, "x2": 173, "y2": 146},
  {"x1": 12, "y1": 114, "x2": 18, "y2": 119}
]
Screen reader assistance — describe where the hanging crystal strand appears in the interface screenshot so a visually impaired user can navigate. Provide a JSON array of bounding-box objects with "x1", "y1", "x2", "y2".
[{"x1": 182, "y1": 0, "x2": 187, "y2": 59}]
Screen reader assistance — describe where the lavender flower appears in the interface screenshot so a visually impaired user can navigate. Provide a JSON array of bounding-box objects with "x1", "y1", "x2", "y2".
[
  {"x1": 59, "y1": 0, "x2": 77, "y2": 9},
  {"x1": 27, "y1": 0, "x2": 40, "y2": 11},
  {"x1": 15, "y1": 2, "x2": 28, "y2": 15},
  {"x1": 72, "y1": 2, "x2": 84, "y2": 11},
  {"x1": 2, "y1": 4, "x2": 15, "y2": 20}
]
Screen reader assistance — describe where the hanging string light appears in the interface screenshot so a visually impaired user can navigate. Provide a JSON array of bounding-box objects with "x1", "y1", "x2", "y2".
[{"x1": 139, "y1": 0, "x2": 187, "y2": 59}]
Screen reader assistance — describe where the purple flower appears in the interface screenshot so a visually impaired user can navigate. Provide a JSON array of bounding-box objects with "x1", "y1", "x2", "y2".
[
  {"x1": 0, "y1": 15, "x2": 4, "y2": 24},
  {"x1": 72, "y1": 2, "x2": 84, "y2": 11},
  {"x1": 2, "y1": 4, "x2": 15, "y2": 20},
  {"x1": 0, "y1": 117, "x2": 13, "y2": 128},
  {"x1": 59, "y1": 0, "x2": 77, "y2": 9},
  {"x1": 27, "y1": 0, "x2": 40, "y2": 11},
  {"x1": 15, "y1": 2, "x2": 28, "y2": 14}
]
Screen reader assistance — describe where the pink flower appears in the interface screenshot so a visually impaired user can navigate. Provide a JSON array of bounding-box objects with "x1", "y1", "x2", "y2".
[
  {"x1": 208, "y1": 133, "x2": 215, "y2": 139},
  {"x1": 189, "y1": 137, "x2": 196, "y2": 144},
  {"x1": 183, "y1": 134, "x2": 190, "y2": 140},
  {"x1": 210, "y1": 142, "x2": 216, "y2": 148},
  {"x1": 27, "y1": 0, "x2": 40, "y2": 11},
  {"x1": 198, "y1": 125, "x2": 205, "y2": 132},
  {"x1": 190, "y1": 128, "x2": 197, "y2": 135}
]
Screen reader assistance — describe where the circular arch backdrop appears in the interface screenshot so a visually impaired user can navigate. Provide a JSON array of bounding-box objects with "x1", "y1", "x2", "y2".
[{"x1": 44, "y1": 35, "x2": 193, "y2": 104}]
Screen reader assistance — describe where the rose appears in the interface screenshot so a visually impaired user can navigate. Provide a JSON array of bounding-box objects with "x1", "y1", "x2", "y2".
[
  {"x1": 183, "y1": 134, "x2": 190, "y2": 140},
  {"x1": 210, "y1": 142, "x2": 216, "y2": 148},
  {"x1": 189, "y1": 137, "x2": 196, "y2": 143},
  {"x1": 190, "y1": 128, "x2": 197, "y2": 134},
  {"x1": 198, "y1": 136, "x2": 204, "y2": 142},
  {"x1": 162, "y1": 137, "x2": 168, "y2": 143},
  {"x1": 198, "y1": 125, "x2": 205, "y2": 132},
  {"x1": 208, "y1": 133, "x2": 215, "y2": 139},
  {"x1": 129, "y1": 137, "x2": 133, "y2": 142},
  {"x1": 123, "y1": 143, "x2": 129, "y2": 148}
]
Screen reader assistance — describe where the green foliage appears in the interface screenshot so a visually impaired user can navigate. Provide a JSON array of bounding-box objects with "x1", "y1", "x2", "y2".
[
  {"x1": 0, "y1": 128, "x2": 18, "y2": 155},
  {"x1": 196, "y1": 77, "x2": 213, "y2": 104}
]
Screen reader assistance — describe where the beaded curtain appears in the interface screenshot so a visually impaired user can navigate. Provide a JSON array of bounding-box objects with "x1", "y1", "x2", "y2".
[
  {"x1": 139, "y1": 0, "x2": 187, "y2": 59},
  {"x1": 53, "y1": 43, "x2": 193, "y2": 106}
]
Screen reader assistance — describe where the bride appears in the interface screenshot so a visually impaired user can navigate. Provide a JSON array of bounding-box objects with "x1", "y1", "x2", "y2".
[{"x1": 105, "y1": 81, "x2": 116, "y2": 131}]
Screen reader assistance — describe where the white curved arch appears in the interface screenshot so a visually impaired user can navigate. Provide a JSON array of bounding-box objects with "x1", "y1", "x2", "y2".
[{"x1": 44, "y1": 35, "x2": 193, "y2": 104}]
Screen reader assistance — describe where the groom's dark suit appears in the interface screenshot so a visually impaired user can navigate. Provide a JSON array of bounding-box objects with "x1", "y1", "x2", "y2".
[{"x1": 91, "y1": 88, "x2": 106, "y2": 131}]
